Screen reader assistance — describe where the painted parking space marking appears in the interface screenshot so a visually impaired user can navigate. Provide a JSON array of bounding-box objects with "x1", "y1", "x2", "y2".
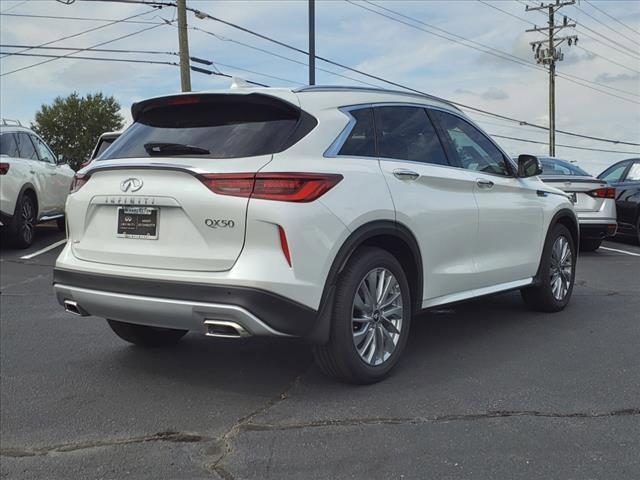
[
  {"x1": 19, "y1": 239, "x2": 67, "y2": 260},
  {"x1": 600, "y1": 246, "x2": 640, "y2": 257}
]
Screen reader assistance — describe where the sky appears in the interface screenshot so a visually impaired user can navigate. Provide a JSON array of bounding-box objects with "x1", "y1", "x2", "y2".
[{"x1": 1, "y1": 0, "x2": 639, "y2": 174}]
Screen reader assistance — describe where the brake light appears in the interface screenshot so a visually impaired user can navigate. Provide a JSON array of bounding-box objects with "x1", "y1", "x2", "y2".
[
  {"x1": 198, "y1": 173, "x2": 342, "y2": 202},
  {"x1": 70, "y1": 172, "x2": 91, "y2": 193},
  {"x1": 587, "y1": 187, "x2": 616, "y2": 199},
  {"x1": 0, "y1": 162, "x2": 9, "y2": 175},
  {"x1": 199, "y1": 173, "x2": 255, "y2": 197},
  {"x1": 166, "y1": 96, "x2": 200, "y2": 106}
]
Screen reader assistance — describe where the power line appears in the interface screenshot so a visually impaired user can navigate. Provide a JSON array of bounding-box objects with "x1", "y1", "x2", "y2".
[
  {"x1": 0, "y1": 0, "x2": 28, "y2": 13},
  {"x1": 352, "y1": 0, "x2": 639, "y2": 102},
  {"x1": 0, "y1": 8, "x2": 161, "y2": 60},
  {"x1": 188, "y1": 3, "x2": 640, "y2": 146},
  {"x1": 521, "y1": 0, "x2": 640, "y2": 60},
  {"x1": 0, "y1": 44, "x2": 178, "y2": 56},
  {"x1": 0, "y1": 12, "x2": 166, "y2": 25},
  {"x1": 490, "y1": 134, "x2": 640, "y2": 155},
  {"x1": 0, "y1": 51, "x2": 271, "y2": 86},
  {"x1": 191, "y1": 26, "x2": 380, "y2": 88},
  {"x1": 476, "y1": 0, "x2": 640, "y2": 74},
  {"x1": 49, "y1": 0, "x2": 640, "y2": 146},
  {"x1": 584, "y1": 0, "x2": 640, "y2": 37},
  {"x1": 573, "y1": 1, "x2": 639, "y2": 47},
  {"x1": 1, "y1": 21, "x2": 170, "y2": 76}
]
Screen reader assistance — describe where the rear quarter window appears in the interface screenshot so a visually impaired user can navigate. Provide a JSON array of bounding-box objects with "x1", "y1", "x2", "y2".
[{"x1": 0, "y1": 133, "x2": 20, "y2": 157}]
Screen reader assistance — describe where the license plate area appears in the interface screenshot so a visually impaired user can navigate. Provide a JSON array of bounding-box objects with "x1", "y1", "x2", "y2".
[{"x1": 117, "y1": 206, "x2": 158, "y2": 239}]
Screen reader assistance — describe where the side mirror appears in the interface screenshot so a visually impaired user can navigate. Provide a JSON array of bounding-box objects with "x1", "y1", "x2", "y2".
[
  {"x1": 56, "y1": 154, "x2": 67, "y2": 165},
  {"x1": 517, "y1": 154, "x2": 542, "y2": 178}
]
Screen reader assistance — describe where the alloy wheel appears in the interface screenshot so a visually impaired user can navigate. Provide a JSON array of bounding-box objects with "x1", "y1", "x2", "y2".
[
  {"x1": 20, "y1": 198, "x2": 35, "y2": 245},
  {"x1": 549, "y1": 235, "x2": 572, "y2": 301},
  {"x1": 351, "y1": 268, "x2": 403, "y2": 366}
]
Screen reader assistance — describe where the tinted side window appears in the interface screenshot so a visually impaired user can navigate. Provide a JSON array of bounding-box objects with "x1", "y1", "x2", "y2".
[
  {"x1": 374, "y1": 106, "x2": 448, "y2": 165},
  {"x1": 32, "y1": 136, "x2": 55, "y2": 163},
  {"x1": 0, "y1": 133, "x2": 20, "y2": 157},
  {"x1": 432, "y1": 111, "x2": 510, "y2": 176},
  {"x1": 338, "y1": 108, "x2": 376, "y2": 157},
  {"x1": 599, "y1": 162, "x2": 629, "y2": 182},
  {"x1": 15, "y1": 133, "x2": 38, "y2": 160}
]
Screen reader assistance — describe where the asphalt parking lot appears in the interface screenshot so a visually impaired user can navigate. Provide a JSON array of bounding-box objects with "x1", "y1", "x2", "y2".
[{"x1": 1, "y1": 225, "x2": 639, "y2": 479}]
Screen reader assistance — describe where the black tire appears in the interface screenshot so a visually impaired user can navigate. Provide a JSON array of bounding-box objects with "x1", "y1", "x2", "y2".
[
  {"x1": 521, "y1": 224, "x2": 576, "y2": 312},
  {"x1": 312, "y1": 247, "x2": 412, "y2": 384},
  {"x1": 580, "y1": 238, "x2": 601, "y2": 252},
  {"x1": 107, "y1": 319, "x2": 187, "y2": 347},
  {"x1": 10, "y1": 193, "x2": 36, "y2": 249},
  {"x1": 56, "y1": 217, "x2": 66, "y2": 232}
]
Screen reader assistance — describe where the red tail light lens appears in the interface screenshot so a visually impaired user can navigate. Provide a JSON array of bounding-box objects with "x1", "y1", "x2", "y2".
[
  {"x1": 587, "y1": 187, "x2": 616, "y2": 199},
  {"x1": 198, "y1": 174, "x2": 255, "y2": 197},
  {"x1": 198, "y1": 173, "x2": 342, "y2": 202},
  {"x1": 0, "y1": 162, "x2": 9, "y2": 175},
  {"x1": 70, "y1": 172, "x2": 91, "y2": 193}
]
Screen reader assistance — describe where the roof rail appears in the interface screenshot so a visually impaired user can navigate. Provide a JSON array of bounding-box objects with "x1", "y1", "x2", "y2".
[
  {"x1": 293, "y1": 85, "x2": 461, "y2": 111},
  {"x1": 1, "y1": 118, "x2": 23, "y2": 127}
]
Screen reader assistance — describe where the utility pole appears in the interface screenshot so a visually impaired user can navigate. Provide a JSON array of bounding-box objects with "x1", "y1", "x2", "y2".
[
  {"x1": 177, "y1": 0, "x2": 192, "y2": 92},
  {"x1": 525, "y1": 1, "x2": 578, "y2": 156},
  {"x1": 309, "y1": 0, "x2": 315, "y2": 85}
]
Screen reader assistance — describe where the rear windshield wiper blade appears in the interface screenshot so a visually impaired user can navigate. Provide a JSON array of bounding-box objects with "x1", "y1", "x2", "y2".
[{"x1": 144, "y1": 142, "x2": 210, "y2": 156}]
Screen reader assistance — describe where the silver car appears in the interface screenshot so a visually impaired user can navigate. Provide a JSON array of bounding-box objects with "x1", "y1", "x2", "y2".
[{"x1": 538, "y1": 156, "x2": 617, "y2": 251}]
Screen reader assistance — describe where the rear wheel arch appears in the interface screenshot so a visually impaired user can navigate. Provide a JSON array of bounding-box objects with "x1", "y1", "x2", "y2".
[
  {"x1": 307, "y1": 220, "x2": 423, "y2": 343},
  {"x1": 16, "y1": 184, "x2": 39, "y2": 219}
]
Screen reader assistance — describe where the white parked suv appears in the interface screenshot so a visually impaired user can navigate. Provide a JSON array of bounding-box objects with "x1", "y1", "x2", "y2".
[
  {"x1": 1, "y1": 121, "x2": 74, "y2": 247},
  {"x1": 54, "y1": 86, "x2": 579, "y2": 383}
]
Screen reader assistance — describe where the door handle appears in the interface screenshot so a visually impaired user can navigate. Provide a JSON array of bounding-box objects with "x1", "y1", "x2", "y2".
[
  {"x1": 476, "y1": 178, "x2": 494, "y2": 189},
  {"x1": 393, "y1": 169, "x2": 420, "y2": 181},
  {"x1": 29, "y1": 170, "x2": 35, "y2": 174}
]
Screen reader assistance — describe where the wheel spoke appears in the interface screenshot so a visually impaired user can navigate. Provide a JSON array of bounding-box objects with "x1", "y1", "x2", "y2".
[
  {"x1": 379, "y1": 291, "x2": 400, "y2": 309},
  {"x1": 357, "y1": 328, "x2": 375, "y2": 356},
  {"x1": 381, "y1": 317, "x2": 400, "y2": 335},
  {"x1": 381, "y1": 305, "x2": 402, "y2": 318},
  {"x1": 353, "y1": 324, "x2": 371, "y2": 343}
]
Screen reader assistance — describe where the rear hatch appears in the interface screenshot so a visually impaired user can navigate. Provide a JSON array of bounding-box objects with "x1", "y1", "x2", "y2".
[
  {"x1": 541, "y1": 175, "x2": 611, "y2": 214},
  {"x1": 70, "y1": 91, "x2": 313, "y2": 271}
]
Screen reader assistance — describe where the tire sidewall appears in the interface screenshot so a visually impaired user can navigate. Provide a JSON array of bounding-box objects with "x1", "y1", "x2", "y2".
[
  {"x1": 331, "y1": 248, "x2": 412, "y2": 382},
  {"x1": 13, "y1": 194, "x2": 35, "y2": 248},
  {"x1": 539, "y1": 224, "x2": 576, "y2": 309}
]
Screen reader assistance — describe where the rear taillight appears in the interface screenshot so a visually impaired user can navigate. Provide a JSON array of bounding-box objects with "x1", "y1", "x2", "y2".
[
  {"x1": 70, "y1": 172, "x2": 91, "y2": 193},
  {"x1": 198, "y1": 173, "x2": 343, "y2": 202},
  {"x1": 0, "y1": 162, "x2": 9, "y2": 175},
  {"x1": 587, "y1": 187, "x2": 616, "y2": 199}
]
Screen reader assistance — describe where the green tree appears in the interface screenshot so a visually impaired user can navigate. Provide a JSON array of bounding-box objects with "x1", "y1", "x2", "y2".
[{"x1": 31, "y1": 92, "x2": 124, "y2": 170}]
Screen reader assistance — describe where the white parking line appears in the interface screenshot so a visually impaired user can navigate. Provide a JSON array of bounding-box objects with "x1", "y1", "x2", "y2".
[
  {"x1": 600, "y1": 246, "x2": 640, "y2": 257},
  {"x1": 20, "y1": 239, "x2": 67, "y2": 260}
]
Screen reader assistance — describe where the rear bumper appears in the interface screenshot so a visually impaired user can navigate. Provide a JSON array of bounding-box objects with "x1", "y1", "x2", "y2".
[
  {"x1": 579, "y1": 222, "x2": 618, "y2": 240},
  {"x1": 53, "y1": 268, "x2": 318, "y2": 337}
]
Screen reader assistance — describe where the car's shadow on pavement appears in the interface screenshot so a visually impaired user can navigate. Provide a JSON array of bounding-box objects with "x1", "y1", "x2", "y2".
[{"x1": 104, "y1": 290, "x2": 540, "y2": 393}]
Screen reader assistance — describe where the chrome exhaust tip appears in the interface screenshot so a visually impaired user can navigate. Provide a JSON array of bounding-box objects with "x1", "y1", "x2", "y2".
[
  {"x1": 204, "y1": 320, "x2": 250, "y2": 338},
  {"x1": 63, "y1": 299, "x2": 88, "y2": 316}
]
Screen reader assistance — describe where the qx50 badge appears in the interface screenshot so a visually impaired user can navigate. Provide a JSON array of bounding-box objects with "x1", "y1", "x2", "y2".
[
  {"x1": 205, "y1": 219, "x2": 235, "y2": 229},
  {"x1": 120, "y1": 178, "x2": 143, "y2": 193}
]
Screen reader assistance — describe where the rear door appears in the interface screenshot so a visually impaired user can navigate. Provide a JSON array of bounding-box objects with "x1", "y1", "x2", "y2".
[
  {"x1": 31, "y1": 134, "x2": 67, "y2": 213},
  {"x1": 68, "y1": 92, "x2": 311, "y2": 272},
  {"x1": 15, "y1": 132, "x2": 51, "y2": 213},
  {"x1": 374, "y1": 105, "x2": 480, "y2": 302},
  {"x1": 430, "y1": 110, "x2": 543, "y2": 287}
]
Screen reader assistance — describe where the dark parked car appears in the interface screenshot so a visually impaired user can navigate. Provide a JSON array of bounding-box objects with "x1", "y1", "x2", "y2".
[{"x1": 598, "y1": 158, "x2": 640, "y2": 244}]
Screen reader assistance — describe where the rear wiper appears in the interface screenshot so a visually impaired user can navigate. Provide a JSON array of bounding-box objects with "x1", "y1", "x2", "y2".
[{"x1": 144, "y1": 142, "x2": 210, "y2": 156}]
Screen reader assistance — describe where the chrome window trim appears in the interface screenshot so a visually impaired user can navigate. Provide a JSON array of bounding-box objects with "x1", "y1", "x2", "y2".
[{"x1": 324, "y1": 102, "x2": 519, "y2": 180}]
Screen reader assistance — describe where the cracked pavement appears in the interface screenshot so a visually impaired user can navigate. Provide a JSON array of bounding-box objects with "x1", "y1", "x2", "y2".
[{"x1": 1, "y1": 226, "x2": 639, "y2": 479}]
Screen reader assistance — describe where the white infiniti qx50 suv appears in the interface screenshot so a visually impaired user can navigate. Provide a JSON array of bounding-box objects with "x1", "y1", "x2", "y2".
[{"x1": 54, "y1": 86, "x2": 578, "y2": 384}]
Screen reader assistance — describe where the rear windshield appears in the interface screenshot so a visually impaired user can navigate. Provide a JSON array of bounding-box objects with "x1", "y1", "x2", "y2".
[
  {"x1": 100, "y1": 94, "x2": 315, "y2": 160},
  {"x1": 540, "y1": 158, "x2": 590, "y2": 177}
]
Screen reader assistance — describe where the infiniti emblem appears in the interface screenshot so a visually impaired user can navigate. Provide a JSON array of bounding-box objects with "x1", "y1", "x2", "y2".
[{"x1": 120, "y1": 178, "x2": 143, "y2": 193}]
